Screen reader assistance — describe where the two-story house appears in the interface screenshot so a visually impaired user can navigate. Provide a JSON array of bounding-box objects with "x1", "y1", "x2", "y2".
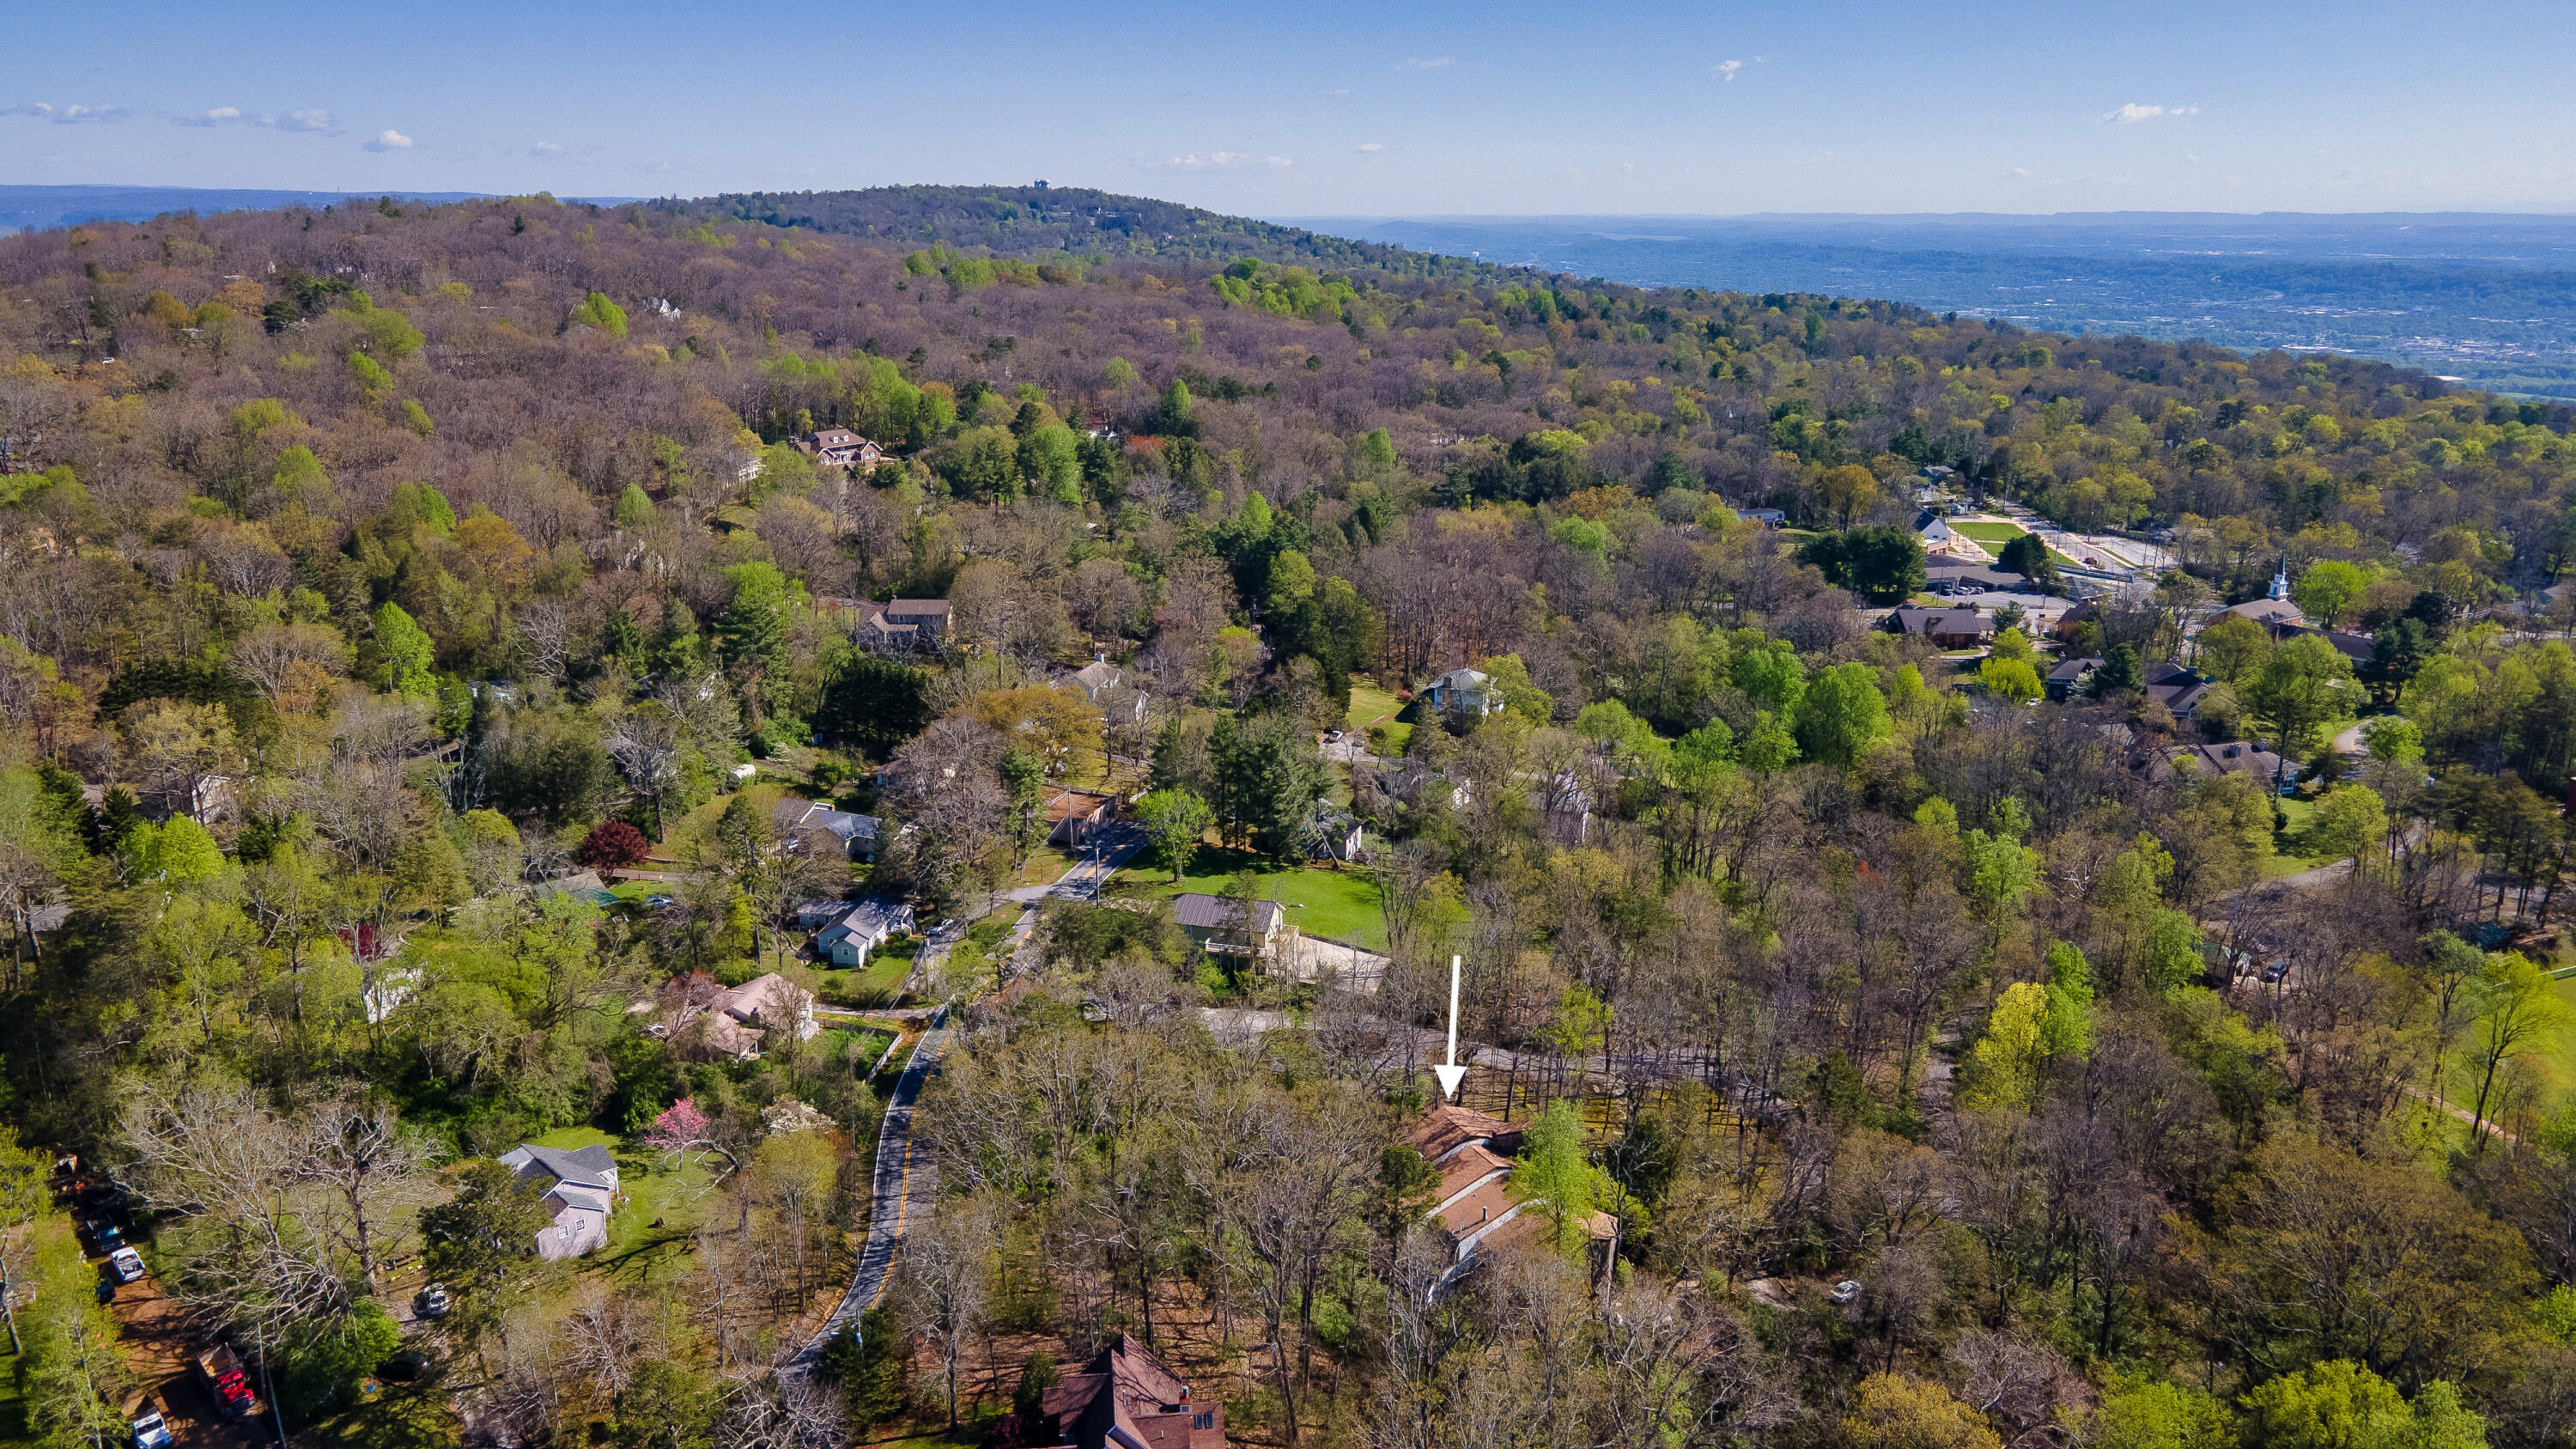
[
  {"x1": 1031, "y1": 1334, "x2": 1225, "y2": 1448},
  {"x1": 495, "y1": 1142, "x2": 620, "y2": 1259}
]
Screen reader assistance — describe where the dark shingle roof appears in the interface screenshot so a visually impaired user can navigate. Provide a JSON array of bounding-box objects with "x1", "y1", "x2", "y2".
[{"x1": 1172, "y1": 892, "x2": 1283, "y2": 931}]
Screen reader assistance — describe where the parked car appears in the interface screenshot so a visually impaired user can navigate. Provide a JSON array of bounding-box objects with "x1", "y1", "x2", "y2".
[
  {"x1": 1829, "y1": 1280, "x2": 1862, "y2": 1306},
  {"x1": 108, "y1": 1247, "x2": 145, "y2": 1283},
  {"x1": 82, "y1": 1218, "x2": 123, "y2": 1250},
  {"x1": 2260, "y1": 961, "x2": 2290, "y2": 984},
  {"x1": 131, "y1": 1408, "x2": 173, "y2": 1449},
  {"x1": 415, "y1": 1282, "x2": 451, "y2": 1319},
  {"x1": 646, "y1": 895, "x2": 675, "y2": 910}
]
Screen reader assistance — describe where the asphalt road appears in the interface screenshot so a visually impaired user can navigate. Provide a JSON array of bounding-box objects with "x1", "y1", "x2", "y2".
[{"x1": 789, "y1": 1004, "x2": 951, "y2": 1369}]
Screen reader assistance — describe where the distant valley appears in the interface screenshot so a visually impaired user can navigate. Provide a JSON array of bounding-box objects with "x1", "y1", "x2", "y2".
[{"x1": 1289, "y1": 211, "x2": 2576, "y2": 399}]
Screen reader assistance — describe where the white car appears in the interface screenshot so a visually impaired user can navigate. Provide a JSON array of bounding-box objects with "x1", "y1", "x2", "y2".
[
  {"x1": 108, "y1": 1247, "x2": 146, "y2": 1283},
  {"x1": 131, "y1": 1409, "x2": 172, "y2": 1449},
  {"x1": 1828, "y1": 1279, "x2": 1862, "y2": 1306}
]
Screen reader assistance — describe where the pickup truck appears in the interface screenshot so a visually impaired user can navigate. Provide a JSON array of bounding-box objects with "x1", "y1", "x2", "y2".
[{"x1": 196, "y1": 1345, "x2": 258, "y2": 1420}]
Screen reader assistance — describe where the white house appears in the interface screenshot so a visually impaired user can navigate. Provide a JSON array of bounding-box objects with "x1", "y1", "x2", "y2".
[
  {"x1": 496, "y1": 1142, "x2": 619, "y2": 1260},
  {"x1": 1424, "y1": 667, "x2": 1501, "y2": 720},
  {"x1": 816, "y1": 898, "x2": 916, "y2": 966}
]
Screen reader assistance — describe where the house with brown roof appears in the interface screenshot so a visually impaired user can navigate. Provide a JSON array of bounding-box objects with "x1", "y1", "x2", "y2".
[
  {"x1": 2154, "y1": 740, "x2": 2286, "y2": 787},
  {"x1": 1404, "y1": 1104, "x2": 1617, "y2": 1291},
  {"x1": 1172, "y1": 892, "x2": 1288, "y2": 959},
  {"x1": 1031, "y1": 1334, "x2": 1224, "y2": 1448},
  {"x1": 799, "y1": 428, "x2": 889, "y2": 469},
  {"x1": 857, "y1": 599, "x2": 954, "y2": 653},
  {"x1": 661, "y1": 971, "x2": 820, "y2": 1058},
  {"x1": 1886, "y1": 606, "x2": 1997, "y2": 649},
  {"x1": 1044, "y1": 788, "x2": 1119, "y2": 849}
]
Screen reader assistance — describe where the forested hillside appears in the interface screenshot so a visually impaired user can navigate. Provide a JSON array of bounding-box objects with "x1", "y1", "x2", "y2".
[{"x1": 1, "y1": 187, "x2": 2575, "y2": 1449}]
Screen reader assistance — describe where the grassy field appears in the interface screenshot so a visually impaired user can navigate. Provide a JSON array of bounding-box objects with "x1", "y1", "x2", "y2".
[
  {"x1": 1346, "y1": 679, "x2": 1411, "y2": 756},
  {"x1": 1952, "y1": 521, "x2": 2029, "y2": 545},
  {"x1": 1113, "y1": 845, "x2": 1388, "y2": 950}
]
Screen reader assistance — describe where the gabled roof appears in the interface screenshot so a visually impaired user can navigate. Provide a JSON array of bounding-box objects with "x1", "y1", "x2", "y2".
[
  {"x1": 1172, "y1": 892, "x2": 1284, "y2": 932},
  {"x1": 500, "y1": 1142, "x2": 617, "y2": 1190},
  {"x1": 2208, "y1": 597, "x2": 2305, "y2": 628},
  {"x1": 1038, "y1": 1335, "x2": 1209, "y2": 1449},
  {"x1": 1428, "y1": 667, "x2": 1489, "y2": 691},
  {"x1": 1072, "y1": 660, "x2": 1121, "y2": 692},
  {"x1": 1889, "y1": 606, "x2": 1995, "y2": 638}
]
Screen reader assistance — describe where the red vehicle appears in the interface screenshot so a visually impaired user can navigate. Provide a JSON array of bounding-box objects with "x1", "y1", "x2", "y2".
[{"x1": 195, "y1": 1345, "x2": 258, "y2": 1420}]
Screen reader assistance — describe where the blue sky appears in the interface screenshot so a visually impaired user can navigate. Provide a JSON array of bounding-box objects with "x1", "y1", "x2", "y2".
[{"x1": 4, "y1": 0, "x2": 2572, "y2": 216}]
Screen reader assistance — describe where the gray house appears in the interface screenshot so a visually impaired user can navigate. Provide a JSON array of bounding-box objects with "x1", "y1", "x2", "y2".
[
  {"x1": 775, "y1": 798, "x2": 882, "y2": 861},
  {"x1": 496, "y1": 1143, "x2": 619, "y2": 1259}
]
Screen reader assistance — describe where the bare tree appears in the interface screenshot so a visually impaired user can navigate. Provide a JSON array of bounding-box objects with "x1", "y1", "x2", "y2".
[{"x1": 890, "y1": 1192, "x2": 997, "y2": 1434}]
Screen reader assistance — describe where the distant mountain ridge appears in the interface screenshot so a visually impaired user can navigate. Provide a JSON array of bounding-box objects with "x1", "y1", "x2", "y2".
[
  {"x1": 661, "y1": 184, "x2": 1490, "y2": 278},
  {"x1": 0, "y1": 185, "x2": 641, "y2": 234}
]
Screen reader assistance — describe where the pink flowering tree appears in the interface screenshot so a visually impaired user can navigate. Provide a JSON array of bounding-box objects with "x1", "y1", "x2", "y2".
[{"x1": 641, "y1": 1097, "x2": 709, "y2": 1153}]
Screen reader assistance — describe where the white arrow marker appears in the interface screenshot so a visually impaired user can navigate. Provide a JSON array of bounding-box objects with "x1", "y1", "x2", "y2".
[{"x1": 1433, "y1": 953, "x2": 1467, "y2": 1101}]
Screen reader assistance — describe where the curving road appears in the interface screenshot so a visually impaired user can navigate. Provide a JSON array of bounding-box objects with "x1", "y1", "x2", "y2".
[
  {"x1": 790, "y1": 1005, "x2": 951, "y2": 1369},
  {"x1": 789, "y1": 823, "x2": 1148, "y2": 1372}
]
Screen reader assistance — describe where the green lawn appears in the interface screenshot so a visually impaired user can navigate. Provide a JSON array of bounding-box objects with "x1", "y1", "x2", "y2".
[
  {"x1": 1114, "y1": 845, "x2": 1388, "y2": 950},
  {"x1": 815, "y1": 936, "x2": 920, "y2": 1008},
  {"x1": 1346, "y1": 679, "x2": 1411, "y2": 756},
  {"x1": 1952, "y1": 521, "x2": 2030, "y2": 546},
  {"x1": 2267, "y1": 795, "x2": 2338, "y2": 878}
]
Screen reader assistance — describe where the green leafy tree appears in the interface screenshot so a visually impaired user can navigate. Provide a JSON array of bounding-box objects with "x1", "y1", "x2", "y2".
[
  {"x1": 1801, "y1": 526, "x2": 1928, "y2": 604},
  {"x1": 2091, "y1": 1375, "x2": 2233, "y2": 1449},
  {"x1": 2292, "y1": 560, "x2": 2371, "y2": 630},
  {"x1": 1477, "y1": 653, "x2": 1555, "y2": 726},
  {"x1": 1997, "y1": 532, "x2": 2063, "y2": 592},
  {"x1": 568, "y1": 291, "x2": 628, "y2": 337},
  {"x1": 612, "y1": 482, "x2": 655, "y2": 528},
  {"x1": 1796, "y1": 661, "x2": 1893, "y2": 765},
  {"x1": 2245, "y1": 633, "x2": 2356, "y2": 760},
  {"x1": 611, "y1": 1360, "x2": 718, "y2": 1449},
  {"x1": 1016, "y1": 423, "x2": 1082, "y2": 503},
  {"x1": 1508, "y1": 1099, "x2": 1608, "y2": 1255},
  {"x1": 2307, "y1": 783, "x2": 2389, "y2": 865},
  {"x1": 2238, "y1": 1361, "x2": 2485, "y2": 1449},
  {"x1": 368, "y1": 601, "x2": 437, "y2": 700},
  {"x1": 1135, "y1": 788, "x2": 1211, "y2": 882},
  {"x1": 2462, "y1": 951, "x2": 2571, "y2": 1148},
  {"x1": 1980, "y1": 656, "x2": 2043, "y2": 705},
  {"x1": 279, "y1": 1300, "x2": 401, "y2": 1418},
  {"x1": 999, "y1": 746, "x2": 1044, "y2": 868},
  {"x1": 419, "y1": 1160, "x2": 559, "y2": 1349}
]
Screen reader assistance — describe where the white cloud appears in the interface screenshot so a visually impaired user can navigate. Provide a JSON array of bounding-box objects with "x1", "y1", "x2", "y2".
[
  {"x1": 1713, "y1": 59, "x2": 1742, "y2": 81},
  {"x1": 529, "y1": 141, "x2": 564, "y2": 155},
  {"x1": 2101, "y1": 102, "x2": 2199, "y2": 124},
  {"x1": 1356, "y1": 142, "x2": 1385, "y2": 153},
  {"x1": 1167, "y1": 151, "x2": 1291, "y2": 170},
  {"x1": 363, "y1": 129, "x2": 413, "y2": 152},
  {"x1": 3, "y1": 102, "x2": 131, "y2": 123},
  {"x1": 172, "y1": 107, "x2": 345, "y2": 133},
  {"x1": 2005, "y1": 166, "x2": 2032, "y2": 178},
  {"x1": 2186, "y1": 152, "x2": 2203, "y2": 163},
  {"x1": 1398, "y1": 56, "x2": 1453, "y2": 70}
]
